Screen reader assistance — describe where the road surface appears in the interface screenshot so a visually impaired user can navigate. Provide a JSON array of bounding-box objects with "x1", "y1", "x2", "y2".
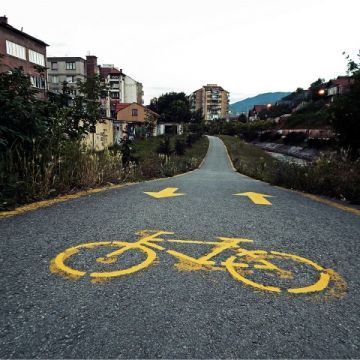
[{"x1": 1, "y1": 136, "x2": 359, "y2": 358}]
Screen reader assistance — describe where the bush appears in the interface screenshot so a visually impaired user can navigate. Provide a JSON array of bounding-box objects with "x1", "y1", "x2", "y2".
[
  {"x1": 186, "y1": 133, "x2": 202, "y2": 147},
  {"x1": 222, "y1": 135, "x2": 360, "y2": 204},
  {"x1": 259, "y1": 131, "x2": 282, "y2": 142},
  {"x1": 241, "y1": 130, "x2": 258, "y2": 142},
  {"x1": 306, "y1": 137, "x2": 336, "y2": 149},
  {"x1": 175, "y1": 139, "x2": 186, "y2": 155},
  {"x1": 156, "y1": 137, "x2": 172, "y2": 155},
  {"x1": 283, "y1": 132, "x2": 307, "y2": 145},
  {"x1": 139, "y1": 156, "x2": 162, "y2": 179}
]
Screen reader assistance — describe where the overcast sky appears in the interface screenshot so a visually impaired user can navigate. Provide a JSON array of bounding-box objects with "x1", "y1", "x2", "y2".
[{"x1": 3, "y1": 0, "x2": 359, "y2": 104}]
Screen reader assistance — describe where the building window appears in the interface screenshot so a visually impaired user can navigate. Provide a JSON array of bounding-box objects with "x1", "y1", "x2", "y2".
[
  {"x1": 28, "y1": 49, "x2": 45, "y2": 66},
  {"x1": 51, "y1": 75, "x2": 58, "y2": 83},
  {"x1": 30, "y1": 76, "x2": 45, "y2": 89},
  {"x1": 65, "y1": 62, "x2": 76, "y2": 70},
  {"x1": 132, "y1": 109, "x2": 138, "y2": 116},
  {"x1": 110, "y1": 92, "x2": 119, "y2": 99},
  {"x1": 66, "y1": 75, "x2": 75, "y2": 83},
  {"x1": 51, "y1": 62, "x2": 58, "y2": 70},
  {"x1": 5, "y1": 40, "x2": 26, "y2": 60}
]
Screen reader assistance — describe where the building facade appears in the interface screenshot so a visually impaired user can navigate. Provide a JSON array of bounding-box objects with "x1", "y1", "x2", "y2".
[
  {"x1": 99, "y1": 65, "x2": 125, "y2": 118},
  {"x1": 190, "y1": 84, "x2": 229, "y2": 121},
  {"x1": 99, "y1": 65, "x2": 144, "y2": 118},
  {"x1": 47, "y1": 57, "x2": 87, "y2": 95},
  {"x1": 124, "y1": 74, "x2": 144, "y2": 104},
  {"x1": 0, "y1": 16, "x2": 48, "y2": 98},
  {"x1": 47, "y1": 55, "x2": 99, "y2": 95},
  {"x1": 115, "y1": 102, "x2": 158, "y2": 141}
]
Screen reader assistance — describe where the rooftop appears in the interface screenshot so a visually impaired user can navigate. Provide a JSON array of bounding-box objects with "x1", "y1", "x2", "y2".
[
  {"x1": 0, "y1": 16, "x2": 48, "y2": 46},
  {"x1": 47, "y1": 57, "x2": 86, "y2": 62}
]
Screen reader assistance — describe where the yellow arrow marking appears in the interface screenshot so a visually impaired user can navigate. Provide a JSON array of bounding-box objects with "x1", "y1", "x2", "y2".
[
  {"x1": 144, "y1": 187, "x2": 185, "y2": 199},
  {"x1": 234, "y1": 192, "x2": 273, "y2": 205}
]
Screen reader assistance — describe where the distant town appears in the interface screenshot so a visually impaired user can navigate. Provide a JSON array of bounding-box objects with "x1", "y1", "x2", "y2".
[{"x1": 1, "y1": 15, "x2": 355, "y2": 150}]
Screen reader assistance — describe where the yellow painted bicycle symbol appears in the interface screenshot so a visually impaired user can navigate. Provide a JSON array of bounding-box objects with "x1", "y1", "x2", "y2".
[{"x1": 51, "y1": 230, "x2": 345, "y2": 295}]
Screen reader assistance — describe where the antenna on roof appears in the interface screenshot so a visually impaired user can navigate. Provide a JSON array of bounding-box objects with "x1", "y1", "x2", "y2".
[{"x1": 87, "y1": 50, "x2": 90, "y2": 56}]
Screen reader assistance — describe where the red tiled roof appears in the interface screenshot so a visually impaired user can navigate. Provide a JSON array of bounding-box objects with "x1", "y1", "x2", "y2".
[
  {"x1": 253, "y1": 105, "x2": 268, "y2": 112},
  {"x1": 115, "y1": 102, "x2": 160, "y2": 117},
  {"x1": 100, "y1": 67, "x2": 121, "y2": 78},
  {"x1": 330, "y1": 76, "x2": 353, "y2": 87},
  {"x1": 115, "y1": 103, "x2": 132, "y2": 112}
]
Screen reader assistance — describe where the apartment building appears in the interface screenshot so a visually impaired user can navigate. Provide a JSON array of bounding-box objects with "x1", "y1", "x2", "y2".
[
  {"x1": 99, "y1": 65, "x2": 124, "y2": 118},
  {"x1": 124, "y1": 74, "x2": 144, "y2": 104},
  {"x1": 99, "y1": 65, "x2": 144, "y2": 117},
  {"x1": 47, "y1": 55, "x2": 100, "y2": 95},
  {"x1": 0, "y1": 16, "x2": 48, "y2": 98},
  {"x1": 190, "y1": 84, "x2": 229, "y2": 121},
  {"x1": 47, "y1": 57, "x2": 87, "y2": 95}
]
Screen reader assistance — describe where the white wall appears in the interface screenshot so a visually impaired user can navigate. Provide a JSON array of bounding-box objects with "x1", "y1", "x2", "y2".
[{"x1": 124, "y1": 75, "x2": 138, "y2": 103}]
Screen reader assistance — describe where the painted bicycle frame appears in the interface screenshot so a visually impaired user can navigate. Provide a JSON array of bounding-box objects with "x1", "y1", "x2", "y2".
[{"x1": 51, "y1": 230, "x2": 336, "y2": 294}]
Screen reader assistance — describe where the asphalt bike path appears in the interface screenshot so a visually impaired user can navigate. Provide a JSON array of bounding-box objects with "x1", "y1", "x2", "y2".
[{"x1": 1, "y1": 136, "x2": 359, "y2": 358}]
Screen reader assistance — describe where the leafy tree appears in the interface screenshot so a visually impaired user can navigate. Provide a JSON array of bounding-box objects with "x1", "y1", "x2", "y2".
[
  {"x1": 238, "y1": 113, "x2": 247, "y2": 123},
  {"x1": 310, "y1": 78, "x2": 326, "y2": 101},
  {"x1": 328, "y1": 51, "x2": 360, "y2": 157},
  {"x1": 190, "y1": 109, "x2": 203, "y2": 123},
  {"x1": 0, "y1": 67, "x2": 51, "y2": 150},
  {"x1": 148, "y1": 92, "x2": 191, "y2": 123}
]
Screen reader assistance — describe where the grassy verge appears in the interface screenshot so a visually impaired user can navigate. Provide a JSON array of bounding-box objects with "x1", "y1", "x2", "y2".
[
  {"x1": 131, "y1": 134, "x2": 209, "y2": 180},
  {"x1": 221, "y1": 135, "x2": 360, "y2": 204},
  {"x1": 0, "y1": 135, "x2": 209, "y2": 210},
  {"x1": 220, "y1": 135, "x2": 279, "y2": 182}
]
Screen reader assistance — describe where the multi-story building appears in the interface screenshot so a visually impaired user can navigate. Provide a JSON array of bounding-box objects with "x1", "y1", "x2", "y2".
[
  {"x1": 0, "y1": 16, "x2": 48, "y2": 98},
  {"x1": 124, "y1": 74, "x2": 144, "y2": 104},
  {"x1": 47, "y1": 55, "x2": 99, "y2": 95},
  {"x1": 99, "y1": 65, "x2": 144, "y2": 117},
  {"x1": 47, "y1": 57, "x2": 87, "y2": 95},
  {"x1": 190, "y1": 84, "x2": 229, "y2": 121},
  {"x1": 99, "y1": 65, "x2": 124, "y2": 118}
]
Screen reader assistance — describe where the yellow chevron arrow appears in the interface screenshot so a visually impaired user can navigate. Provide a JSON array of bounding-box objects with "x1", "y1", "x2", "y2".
[
  {"x1": 234, "y1": 192, "x2": 273, "y2": 205},
  {"x1": 144, "y1": 187, "x2": 185, "y2": 199}
]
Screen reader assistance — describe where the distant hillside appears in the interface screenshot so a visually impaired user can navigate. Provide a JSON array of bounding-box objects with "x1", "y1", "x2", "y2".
[{"x1": 230, "y1": 92, "x2": 291, "y2": 115}]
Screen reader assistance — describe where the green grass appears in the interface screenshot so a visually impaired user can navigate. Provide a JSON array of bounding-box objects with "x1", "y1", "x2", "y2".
[
  {"x1": 220, "y1": 135, "x2": 280, "y2": 182},
  {"x1": 131, "y1": 135, "x2": 209, "y2": 180},
  {"x1": 221, "y1": 135, "x2": 360, "y2": 204},
  {"x1": 0, "y1": 135, "x2": 209, "y2": 210}
]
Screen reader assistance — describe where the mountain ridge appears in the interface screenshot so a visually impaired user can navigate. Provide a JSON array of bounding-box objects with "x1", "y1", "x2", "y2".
[{"x1": 230, "y1": 92, "x2": 291, "y2": 115}]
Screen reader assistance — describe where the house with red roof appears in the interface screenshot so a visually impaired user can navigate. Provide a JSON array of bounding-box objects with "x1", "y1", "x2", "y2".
[
  {"x1": 115, "y1": 102, "x2": 159, "y2": 142},
  {"x1": 248, "y1": 105, "x2": 269, "y2": 121}
]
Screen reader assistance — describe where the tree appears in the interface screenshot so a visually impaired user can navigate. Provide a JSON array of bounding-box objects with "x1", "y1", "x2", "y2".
[
  {"x1": 238, "y1": 113, "x2": 247, "y2": 123},
  {"x1": 156, "y1": 136, "x2": 172, "y2": 155},
  {"x1": 190, "y1": 109, "x2": 203, "y2": 123},
  {"x1": 328, "y1": 51, "x2": 360, "y2": 157},
  {"x1": 310, "y1": 78, "x2": 326, "y2": 101},
  {"x1": 148, "y1": 92, "x2": 191, "y2": 123},
  {"x1": 0, "y1": 66, "x2": 51, "y2": 150},
  {"x1": 74, "y1": 75, "x2": 107, "y2": 135}
]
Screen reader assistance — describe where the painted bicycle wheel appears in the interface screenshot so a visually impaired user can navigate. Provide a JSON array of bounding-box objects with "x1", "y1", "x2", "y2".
[
  {"x1": 224, "y1": 250, "x2": 331, "y2": 294},
  {"x1": 51, "y1": 241, "x2": 157, "y2": 280}
]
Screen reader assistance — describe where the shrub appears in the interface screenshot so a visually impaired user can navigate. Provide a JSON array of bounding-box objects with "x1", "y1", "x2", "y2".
[
  {"x1": 156, "y1": 137, "x2": 172, "y2": 155},
  {"x1": 223, "y1": 135, "x2": 360, "y2": 204},
  {"x1": 175, "y1": 139, "x2": 186, "y2": 155},
  {"x1": 283, "y1": 132, "x2": 307, "y2": 145}
]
